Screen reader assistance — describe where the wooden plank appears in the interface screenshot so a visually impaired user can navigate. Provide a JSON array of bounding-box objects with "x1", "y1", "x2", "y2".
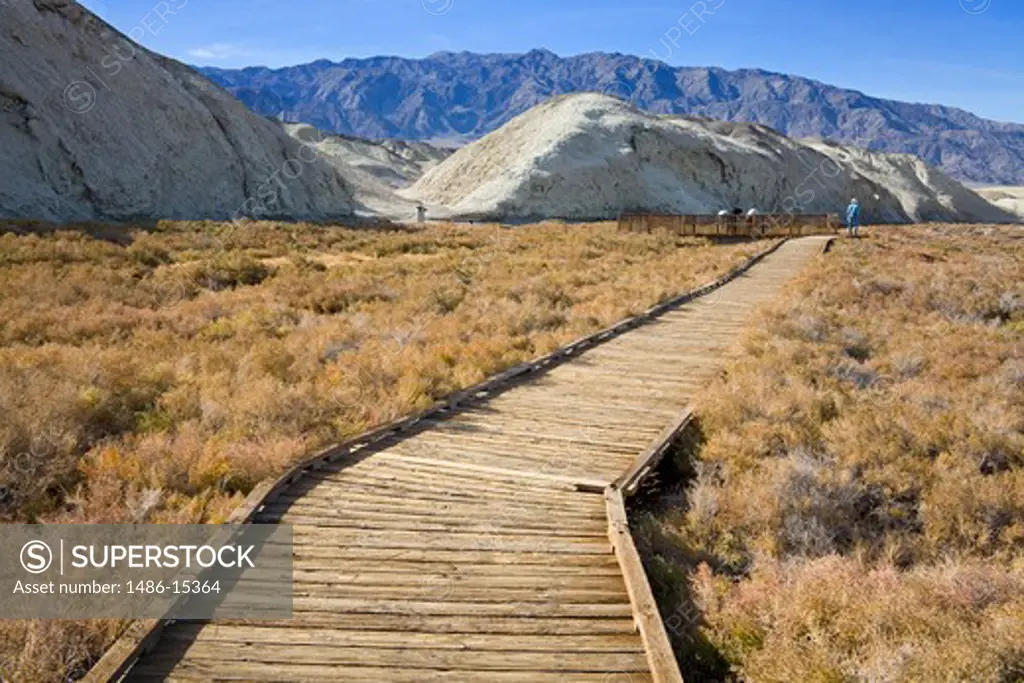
[
  {"x1": 606, "y1": 489, "x2": 684, "y2": 683},
  {"x1": 612, "y1": 407, "x2": 694, "y2": 496},
  {"x1": 277, "y1": 534, "x2": 612, "y2": 555},
  {"x1": 285, "y1": 525, "x2": 609, "y2": 544},
  {"x1": 347, "y1": 454, "x2": 596, "y2": 488},
  {"x1": 237, "y1": 582, "x2": 630, "y2": 604},
  {"x1": 244, "y1": 569, "x2": 627, "y2": 590},
  {"x1": 162, "y1": 624, "x2": 645, "y2": 652},
  {"x1": 273, "y1": 489, "x2": 602, "y2": 515},
  {"x1": 380, "y1": 452, "x2": 611, "y2": 490},
  {"x1": 308, "y1": 461, "x2": 603, "y2": 496},
  {"x1": 130, "y1": 662, "x2": 654, "y2": 682},
  {"x1": 213, "y1": 614, "x2": 640, "y2": 635},
  {"x1": 261, "y1": 496, "x2": 606, "y2": 520},
  {"x1": 132, "y1": 641, "x2": 651, "y2": 672},
  {"x1": 378, "y1": 449, "x2": 630, "y2": 481},
  {"x1": 296, "y1": 472, "x2": 597, "y2": 504},
  {"x1": 263, "y1": 494, "x2": 605, "y2": 518},
  {"x1": 277, "y1": 597, "x2": 635, "y2": 618},
  {"x1": 276, "y1": 585, "x2": 630, "y2": 604},
  {"x1": 285, "y1": 548, "x2": 623, "y2": 568},
  {"x1": 428, "y1": 421, "x2": 660, "y2": 449},
  {"x1": 284, "y1": 483, "x2": 590, "y2": 509},
  {"x1": 263, "y1": 514, "x2": 609, "y2": 537},
  {"x1": 280, "y1": 561, "x2": 625, "y2": 577}
]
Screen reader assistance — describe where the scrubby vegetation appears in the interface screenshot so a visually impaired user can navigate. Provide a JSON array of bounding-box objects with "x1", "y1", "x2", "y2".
[
  {"x1": 0, "y1": 218, "x2": 768, "y2": 681},
  {"x1": 636, "y1": 225, "x2": 1023, "y2": 682}
]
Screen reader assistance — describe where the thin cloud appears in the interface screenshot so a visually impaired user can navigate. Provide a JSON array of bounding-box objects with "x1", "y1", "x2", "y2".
[
  {"x1": 183, "y1": 43, "x2": 329, "y2": 67},
  {"x1": 186, "y1": 43, "x2": 247, "y2": 60}
]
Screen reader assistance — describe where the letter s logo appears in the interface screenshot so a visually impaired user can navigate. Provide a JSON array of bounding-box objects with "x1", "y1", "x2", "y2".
[{"x1": 20, "y1": 541, "x2": 53, "y2": 574}]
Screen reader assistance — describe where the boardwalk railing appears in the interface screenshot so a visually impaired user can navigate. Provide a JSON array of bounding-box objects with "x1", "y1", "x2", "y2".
[{"x1": 619, "y1": 213, "x2": 837, "y2": 237}]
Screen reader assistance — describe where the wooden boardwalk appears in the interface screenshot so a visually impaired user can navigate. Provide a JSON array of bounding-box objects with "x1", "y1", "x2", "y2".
[
  {"x1": 109, "y1": 237, "x2": 831, "y2": 682},
  {"x1": 619, "y1": 213, "x2": 837, "y2": 237}
]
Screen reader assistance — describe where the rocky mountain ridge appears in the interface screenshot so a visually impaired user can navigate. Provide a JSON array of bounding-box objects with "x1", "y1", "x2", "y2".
[{"x1": 198, "y1": 49, "x2": 1024, "y2": 186}]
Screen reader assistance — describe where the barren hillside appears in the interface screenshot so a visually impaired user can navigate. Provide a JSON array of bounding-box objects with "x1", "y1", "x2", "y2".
[
  {"x1": 0, "y1": 0, "x2": 354, "y2": 222},
  {"x1": 408, "y1": 94, "x2": 1015, "y2": 224},
  {"x1": 282, "y1": 122, "x2": 452, "y2": 219},
  {"x1": 976, "y1": 186, "x2": 1024, "y2": 219}
]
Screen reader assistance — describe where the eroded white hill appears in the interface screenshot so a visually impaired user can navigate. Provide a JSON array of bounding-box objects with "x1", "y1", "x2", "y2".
[
  {"x1": 975, "y1": 186, "x2": 1024, "y2": 220},
  {"x1": 408, "y1": 94, "x2": 1015, "y2": 224},
  {"x1": 282, "y1": 123, "x2": 451, "y2": 219}
]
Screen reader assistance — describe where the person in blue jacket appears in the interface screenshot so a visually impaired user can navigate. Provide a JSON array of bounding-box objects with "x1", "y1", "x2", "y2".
[{"x1": 846, "y1": 198, "x2": 861, "y2": 237}]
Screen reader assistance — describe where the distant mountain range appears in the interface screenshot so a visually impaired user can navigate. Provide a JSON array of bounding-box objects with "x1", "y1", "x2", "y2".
[{"x1": 197, "y1": 50, "x2": 1024, "y2": 186}]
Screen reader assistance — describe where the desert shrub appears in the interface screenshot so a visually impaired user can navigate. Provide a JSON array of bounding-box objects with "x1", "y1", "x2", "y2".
[
  {"x1": 644, "y1": 225, "x2": 1023, "y2": 682},
  {"x1": 0, "y1": 219, "x2": 769, "y2": 681},
  {"x1": 694, "y1": 558, "x2": 1024, "y2": 683},
  {"x1": 299, "y1": 278, "x2": 396, "y2": 314},
  {"x1": 126, "y1": 235, "x2": 173, "y2": 267},
  {"x1": 0, "y1": 619, "x2": 121, "y2": 683},
  {"x1": 185, "y1": 253, "x2": 274, "y2": 290}
]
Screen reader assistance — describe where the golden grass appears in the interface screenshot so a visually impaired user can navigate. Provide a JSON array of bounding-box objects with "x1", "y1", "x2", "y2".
[
  {"x1": 0, "y1": 218, "x2": 770, "y2": 681},
  {"x1": 636, "y1": 224, "x2": 1023, "y2": 682}
]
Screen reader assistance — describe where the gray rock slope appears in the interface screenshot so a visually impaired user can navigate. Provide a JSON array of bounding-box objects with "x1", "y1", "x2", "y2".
[
  {"x1": 199, "y1": 50, "x2": 1024, "y2": 186},
  {"x1": 407, "y1": 94, "x2": 1016, "y2": 224},
  {"x1": 284, "y1": 123, "x2": 452, "y2": 189},
  {"x1": 0, "y1": 0, "x2": 354, "y2": 222},
  {"x1": 282, "y1": 122, "x2": 452, "y2": 220}
]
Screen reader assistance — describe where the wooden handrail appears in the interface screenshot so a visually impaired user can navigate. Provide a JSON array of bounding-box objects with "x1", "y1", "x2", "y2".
[{"x1": 620, "y1": 212, "x2": 837, "y2": 237}]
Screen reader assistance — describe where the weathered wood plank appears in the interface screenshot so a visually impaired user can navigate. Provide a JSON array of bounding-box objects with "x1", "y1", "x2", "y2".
[
  {"x1": 134, "y1": 641, "x2": 652, "y2": 672},
  {"x1": 607, "y1": 489, "x2": 684, "y2": 683},
  {"x1": 131, "y1": 663, "x2": 654, "y2": 682},
  {"x1": 214, "y1": 614, "x2": 639, "y2": 635},
  {"x1": 162, "y1": 624, "x2": 645, "y2": 651},
  {"x1": 263, "y1": 514, "x2": 609, "y2": 536}
]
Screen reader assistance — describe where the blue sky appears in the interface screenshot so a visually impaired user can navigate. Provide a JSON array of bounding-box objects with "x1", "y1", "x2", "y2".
[{"x1": 79, "y1": 0, "x2": 1023, "y2": 123}]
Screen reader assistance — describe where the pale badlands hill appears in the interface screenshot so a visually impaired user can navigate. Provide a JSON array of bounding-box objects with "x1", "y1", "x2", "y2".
[
  {"x1": 282, "y1": 125, "x2": 452, "y2": 189},
  {"x1": 407, "y1": 94, "x2": 1016, "y2": 224},
  {"x1": 975, "y1": 186, "x2": 1024, "y2": 220},
  {"x1": 0, "y1": 0, "x2": 353, "y2": 222},
  {"x1": 282, "y1": 123, "x2": 452, "y2": 219}
]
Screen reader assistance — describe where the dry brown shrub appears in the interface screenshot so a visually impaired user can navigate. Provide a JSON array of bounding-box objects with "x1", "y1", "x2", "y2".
[
  {"x1": 645, "y1": 225, "x2": 1023, "y2": 682},
  {"x1": 0, "y1": 218, "x2": 767, "y2": 680}
]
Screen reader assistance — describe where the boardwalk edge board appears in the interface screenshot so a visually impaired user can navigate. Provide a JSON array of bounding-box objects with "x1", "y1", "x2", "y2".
[
  {"x1": 612, "y1": 408, "x2": 694, "y2": 497},
  {"x1": 608, "y1": 488, "x2": 684, "y2": 683},
  {"x1": 85, "y1": 237, "x2": 792, "y2": 682},
  {"x1": 607, "y1": 410, "x2": 695, "y2": 683}
]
